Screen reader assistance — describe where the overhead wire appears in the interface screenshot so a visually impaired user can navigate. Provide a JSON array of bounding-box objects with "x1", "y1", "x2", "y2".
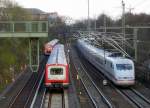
[{"x1": 133, "y1": 0, "x2": 148, "y2": 7}]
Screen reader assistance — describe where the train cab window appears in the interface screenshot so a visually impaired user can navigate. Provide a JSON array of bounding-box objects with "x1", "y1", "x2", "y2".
[
  {"x1": 50, "y1": 68, "x2": 63, "y2": 75},
  {"x1": 109, "y1": 52, "x2": 122, "y2": 57},
  {"x1": 116, "y1": 64, "x2": 132, "y2": 70},
  {"x1": 110, "y1": 63, "x2": 114, "y2": 69}
]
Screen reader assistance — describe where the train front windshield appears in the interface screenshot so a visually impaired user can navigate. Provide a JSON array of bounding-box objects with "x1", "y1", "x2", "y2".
[
  {"x1": 50, "y1": 68, "x2": 63, "y2": 75},
  {"x1": 116, "y1": 64, "x2": 132, "y2": 70}
]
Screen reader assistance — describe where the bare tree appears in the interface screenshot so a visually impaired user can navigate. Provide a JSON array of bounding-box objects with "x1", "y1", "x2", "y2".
[{"x1": 0, "y1": 0, "x2": 31, "y2": 20}]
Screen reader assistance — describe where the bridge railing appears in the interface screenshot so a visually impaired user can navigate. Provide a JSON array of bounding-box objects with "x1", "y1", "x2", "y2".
[
  {"x1": 0, "y1": 21, "x2": 48, "y2": 37},
  {"x1": 0, "y1": 21, "x2": 48, "y2": 32}
]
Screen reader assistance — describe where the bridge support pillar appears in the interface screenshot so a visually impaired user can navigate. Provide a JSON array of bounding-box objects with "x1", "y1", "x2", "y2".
[{"x1": 29, "y1": 38, "x2": 40, "y2": 72}]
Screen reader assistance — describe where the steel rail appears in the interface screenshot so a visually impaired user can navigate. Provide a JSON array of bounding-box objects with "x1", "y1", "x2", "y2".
[
  {"x1": 44, "y1": 89, "x2": 68, "y2": 108},
  {"x1": 118, "y1": 88, "x2": 150, "y2": 108},
  {"x1": 40, "y1": 88, "x2": 46, "y2": 108},
  {"x1": 71, "y1": 48, "x2": 113, "y2": 108},
  {"x1": 9, "y1": 56, "x2": 47, "y2": 108},
  {"x1": 8, "y1": 73, "x2": 37, "y2": 108}
]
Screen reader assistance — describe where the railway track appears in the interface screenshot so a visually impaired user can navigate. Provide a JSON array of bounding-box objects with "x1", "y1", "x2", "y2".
[
  {"x1": 8, "y1": 56, "x2": 48, "y2": 108},
  {"x1": 135, "y1": 66, "x2": 150, "y2": 89},
  {"x1": 32, "y1": 85, "x2": 46, "y2": 108},
  {"x1": 117, "y1": 88, "x2": 150, "y2": 108},
  {"x1": 42, "y1": 89, "x2": 68, "y2": 108},
  {"x1": 9, "y1": 73, "x2": 38, "y2": 108},
  {"x1": 71, "y1": 47, "x2": 113, "y2": 108}
]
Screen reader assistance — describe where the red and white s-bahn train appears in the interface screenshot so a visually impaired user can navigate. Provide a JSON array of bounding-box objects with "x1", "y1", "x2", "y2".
[
  {"x1": 44, "y1": 39, "x2": 59, "y2": 55},
  {"x1": 45, "y1": 44, "x2": 69, "y2": 88},
  {"x1": 77, "y1": 39, "x2": 135, "y2": 86}
]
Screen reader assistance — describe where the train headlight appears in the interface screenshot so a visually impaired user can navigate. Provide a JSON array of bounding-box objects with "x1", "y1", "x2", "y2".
[{"x1": 103, "y1": 80, "x2": 108, "y2": 86}]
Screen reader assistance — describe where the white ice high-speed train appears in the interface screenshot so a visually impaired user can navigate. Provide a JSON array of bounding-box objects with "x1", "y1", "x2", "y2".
[{"x1": 77, "y1": 39, "x2": 135, "y2": 86}]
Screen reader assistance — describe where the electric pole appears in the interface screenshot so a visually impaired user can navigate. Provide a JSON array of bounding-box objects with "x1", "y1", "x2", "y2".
[
  {"x1": 87, "y1": 0, "x2": 91, "y2": 36},
  {"x1": 104, "y1": 14, "x2": 106, "y2": 33},
  {"x1": 94, "y1": 15, "x2": 97, "y2": 31},
  {"x1": 134, "y1": 28, "x2": 138, "y2": 61},
  {"x1": 128, "y1": 5, "x2": 134, "y2": 14},
  {"x1": 122, "y1": 0, "x2": 125, "y2": 50}
]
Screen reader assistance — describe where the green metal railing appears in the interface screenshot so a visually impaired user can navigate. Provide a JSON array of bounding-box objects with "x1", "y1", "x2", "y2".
[{"x1": 0, "y1": 21, "x2": 48, "y2": 37}]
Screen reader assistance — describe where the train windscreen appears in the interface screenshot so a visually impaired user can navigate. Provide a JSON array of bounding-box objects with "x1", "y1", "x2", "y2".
[
  {"x1": 50, "y1": 68, "x2": 63, "y2": 75},
  {"x1": 116, "y1": 64, "x2": 132, "y2": 70}
]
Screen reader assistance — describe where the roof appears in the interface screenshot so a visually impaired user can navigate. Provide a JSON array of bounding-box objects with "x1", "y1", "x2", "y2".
[
  {"x1": 78, "y1": 39, "x2": 133, "y2": 64},
  {"x1": 47, "y1": 39, "x2": 59, "y2": 46},
  {"x1": 47, "y1": 44, "x2": 67, "y2": 65}
]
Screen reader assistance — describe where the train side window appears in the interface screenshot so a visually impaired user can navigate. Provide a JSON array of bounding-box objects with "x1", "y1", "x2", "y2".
[{"x1": 110, "y1": 63, "x2": 114, "y2": 69}]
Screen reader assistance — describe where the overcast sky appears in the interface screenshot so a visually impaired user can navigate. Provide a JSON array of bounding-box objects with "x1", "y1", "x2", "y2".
[{"x1": 15, "y1": 0, "x2": 150, "y2": 20}]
